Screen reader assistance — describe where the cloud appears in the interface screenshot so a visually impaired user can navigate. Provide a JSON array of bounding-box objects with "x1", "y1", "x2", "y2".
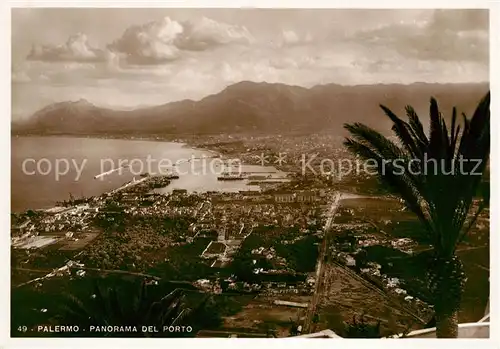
[
  {"x1": 429, "y1": 9, "x2": 488, "y2": 32},
  {"x1": 108, "y1": 16, "x2": 253, "y2": 64},
  {"x1": 12, "y1": 62, "x2": 63, "y2": 84},
  {"x1": 13, "y1": 10, "x2": 489, "y2": 120},
  {"x1": 27, "y1": 33, "x2": 106, "y2": 63},
  {"x1": 279, "y1": 30, "x2": 313, "y2": 46},
  {"x1": 107, "y1": 17, "x2": 183, "y2": 64},
  {"x1": 269, "y1": 55, "x2": 317, "y2": 70},
  {"x1": 175, "y1": 16, "x2": 253, "y2": 51},
  {"x1": 352, "y1": 9, "x2": 488, "y2": 63},
  {"x1": 25, "y1": 16, "x2": 254, "y2": 66},
  {"x1": 12, "y1": 70, "x2": 31, "y2": 83}
]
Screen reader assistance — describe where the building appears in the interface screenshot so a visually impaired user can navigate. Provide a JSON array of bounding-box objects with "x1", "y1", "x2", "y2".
[
  {"x1": 121, "y1": 193, "x2": 138, "y2": 203},
  {"x1": 274, "y1": 192, "x2": 295, "y2": 203},
  {"x1": 218, "y1": 228, "x2": 229, "y2": 242},
  {"x1": 296, "y1": 191, "x2": 317, "y2": 203}
]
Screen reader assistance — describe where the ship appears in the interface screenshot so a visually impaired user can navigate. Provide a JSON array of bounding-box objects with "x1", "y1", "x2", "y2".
[
  {"x1": 247, "y1": 174, "x2": 272, "y2": 180},
  {"x1": 217, "y1": 173, "x2": 246, "y2": 181}
]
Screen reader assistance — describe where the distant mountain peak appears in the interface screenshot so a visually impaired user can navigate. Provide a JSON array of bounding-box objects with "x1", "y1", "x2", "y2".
[
  {"x1": 14, "y1": 81, "x2": 489, "y2": 136},
  {"x1": 224, "y1": 80, "x2": 304, "y2": 90},
  {"x1": 74, "y1": 98, "x2": 93, "y2": 106}
]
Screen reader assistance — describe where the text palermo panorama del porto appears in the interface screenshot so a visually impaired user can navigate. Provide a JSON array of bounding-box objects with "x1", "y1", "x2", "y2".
[{"x1": 20, "y1": 325, "x2": 193, "y2": 334}]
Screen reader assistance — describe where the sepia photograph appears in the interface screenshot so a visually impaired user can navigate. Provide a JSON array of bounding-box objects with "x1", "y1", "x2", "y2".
[{"x1": 8, "y1": 5, "x2": 491, "y2": 341}]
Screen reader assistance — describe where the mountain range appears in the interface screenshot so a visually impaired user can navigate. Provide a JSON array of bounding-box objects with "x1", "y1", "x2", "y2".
[{"x1": 12, "y1": 81, "x2": 489, "y2": 136}]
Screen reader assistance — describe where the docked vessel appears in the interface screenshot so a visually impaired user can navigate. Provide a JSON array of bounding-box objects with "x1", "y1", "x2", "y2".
[{"x1": 217, "y1": 173, "x2": 245, "y2": 181}]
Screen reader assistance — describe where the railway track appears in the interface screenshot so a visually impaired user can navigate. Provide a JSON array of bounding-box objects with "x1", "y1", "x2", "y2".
[
  {"x1": 303, "y1": 191, "x2": 428, "y2": 333},
  {"x1": 328, "y1": 260, "x2": 427, "y2": 325},
  {"x1": 303, "y1": 193, "x2": 342, "y2": 333}
]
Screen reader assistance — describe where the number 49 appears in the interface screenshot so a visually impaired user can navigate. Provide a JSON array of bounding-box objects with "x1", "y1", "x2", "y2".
[{"x1": 17, "y1": 326, "x2": 28, "y2": 332}]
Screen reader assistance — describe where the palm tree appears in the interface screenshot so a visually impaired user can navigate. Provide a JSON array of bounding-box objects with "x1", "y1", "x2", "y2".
[
  {"x1": 58, "y1": 280, "x2": 217, "y2": 337},
  {"x1": 343, "y1": 92, "x2": 490, "y2": 338},
  {"x1": 344, "y1": 315, "x2": 382, "y2": 338}
]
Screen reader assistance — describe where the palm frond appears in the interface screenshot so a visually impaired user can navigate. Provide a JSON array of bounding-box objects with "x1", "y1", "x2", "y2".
[
  {"x1": 380, "y1": 105, "x2": 423, "y2": 158},
  {"x1": 405, "y1": 105, "x2": 429, "y2": 147},
  {"x1": 59, "y1": 281, "x2": 203, "y2": 337},
  {"x1": 344, "y1": 92, "x2": 490, "y2": 258},
  {"x1": 344, "y1": 137, "x2": 433, "y2": 239}
]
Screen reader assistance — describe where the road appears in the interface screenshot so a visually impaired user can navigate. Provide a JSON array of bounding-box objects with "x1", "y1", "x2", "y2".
[
  {"x1": 303, "y1": 192, "x2": 342, "y2": 333},
  {"x1": 13, "y1": 266, "x2": 194, "y2": 288}
]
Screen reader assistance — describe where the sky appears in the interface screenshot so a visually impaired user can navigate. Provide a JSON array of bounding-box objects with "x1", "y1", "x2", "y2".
[{"x1": 11, "y1": 8, "x2": 489, "y2": 119}]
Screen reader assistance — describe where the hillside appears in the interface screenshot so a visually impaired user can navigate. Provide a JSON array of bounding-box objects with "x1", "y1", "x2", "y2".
[{"x1": 12, "y1": 81, "x2": 489, "y2": 136}]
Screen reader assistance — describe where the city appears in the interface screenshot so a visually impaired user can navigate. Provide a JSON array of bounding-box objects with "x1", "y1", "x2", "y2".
[
  {"x1": 11, "y1": 132, "x2": 490, "y2": 338},
  {"x1": 9, "y1": 7, "x2": 490, "y2": 341}
]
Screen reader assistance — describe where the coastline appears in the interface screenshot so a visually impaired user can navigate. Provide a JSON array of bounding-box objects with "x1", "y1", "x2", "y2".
[
  {"x1": 12, "y1": 132, "x2": 191, "y2": 145},
  {"x1": 13, "y1": 132, "x2": 222, "y2": 155},
  {"x1": 12, "y1": 132, "x2": 292, "y2": 171},
  {"x1": 10, "y1": 134, "x2": 255, "y2": 215}
]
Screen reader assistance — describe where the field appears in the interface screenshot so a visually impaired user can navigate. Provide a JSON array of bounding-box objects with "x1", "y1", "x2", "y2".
[
  {"x1": 339, "y1": 197, "x2": 414, "y2": 223},
  {"x1": 219, "y1": 294, "x2": 311, "y2": 337},
  {"x1": 13, "y1": 236, "x2": 59, "y2": 249},
  {"x1": 203, "y1": 241, "x2": 227, "y2": 255},
  {"x1": 314, "y1": 262, "x2": 428, "y2": 337},
  {"x1": 59, "y1": 232, "x2": 100, "y2": 251},
  {"x1": 332, "y1": 195, "x2": 490, "y2": 325}
]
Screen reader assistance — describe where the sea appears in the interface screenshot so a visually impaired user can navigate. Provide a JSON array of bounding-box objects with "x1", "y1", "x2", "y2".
[{"x1": 11, "y1": 136, "x2": 282, "y2": 212}]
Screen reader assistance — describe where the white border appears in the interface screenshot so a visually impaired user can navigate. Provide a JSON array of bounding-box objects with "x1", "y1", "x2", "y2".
[
  {"x1": 488, "y1": 1, "x2": 498, "y2": 347},
  {"x1": 1, "y1": 1, "x2": 498, "y2": 349},
  {"x1": 2, "y1": 0, "x2": 495, "y2": 8}
]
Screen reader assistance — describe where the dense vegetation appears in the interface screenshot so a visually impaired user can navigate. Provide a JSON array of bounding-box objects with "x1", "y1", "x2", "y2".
[{"x1": 229, "y1": 226, "x2": 319, "y2": 282}]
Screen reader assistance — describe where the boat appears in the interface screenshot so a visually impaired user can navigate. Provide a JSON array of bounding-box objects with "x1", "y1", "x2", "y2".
[{"x1": 217, "y1": 173, "x2": 245, "y2": 181}]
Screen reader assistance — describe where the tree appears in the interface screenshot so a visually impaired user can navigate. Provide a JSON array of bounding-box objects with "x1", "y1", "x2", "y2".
[
  {"x1": 57, "y1": 280, "x2": 217, "y2": 337},
  {"x1": 344, "y1": 315, "x2": 382, "y2": 338},
  {"x1": 231, "y1": 250, "x2": 258, "y2": 282},
  {"x1": 343, "y1": 92, "x2": 490, "y2": 338}
]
